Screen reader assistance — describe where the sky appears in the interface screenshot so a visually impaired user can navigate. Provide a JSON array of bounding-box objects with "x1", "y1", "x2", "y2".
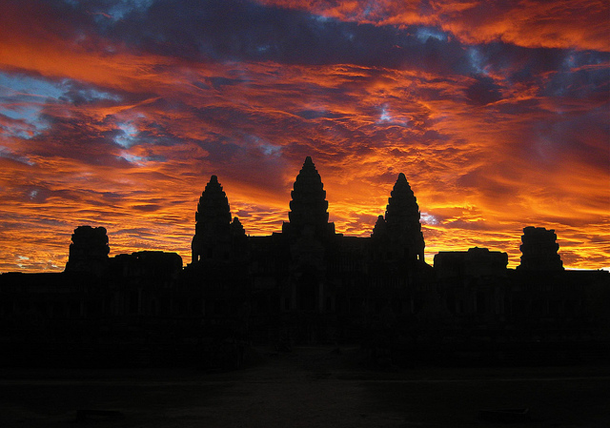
[{"x1": 0, "y1": 0, "x2": 608, "y2": 272}]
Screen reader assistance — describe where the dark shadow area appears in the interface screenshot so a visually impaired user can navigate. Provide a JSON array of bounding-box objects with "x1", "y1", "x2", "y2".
[{"x1": 1, "y1": 346, "x2": 610, "y2": 427}]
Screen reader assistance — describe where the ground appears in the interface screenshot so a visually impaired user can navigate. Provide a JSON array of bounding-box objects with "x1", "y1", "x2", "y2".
[{"x1": 1, "y1": 346, "x2": 610, "y2": 427}]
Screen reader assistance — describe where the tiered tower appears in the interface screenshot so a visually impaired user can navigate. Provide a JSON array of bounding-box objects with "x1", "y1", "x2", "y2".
[
  {"x1": 64, "y1": 226, "x2": 110, "y2": 276},
  {"x1": 191, "y1": 175, "x2": 246, "y2": 264},
  {"x1": 282, "y1": 156, "x2": 335, "y2": 240},
  {"x1": 372, "y1": 173, "x2": 425, "y2": 264},
  {"x1": 517, "y1": 226, "x2": 564, "y2": 271}
]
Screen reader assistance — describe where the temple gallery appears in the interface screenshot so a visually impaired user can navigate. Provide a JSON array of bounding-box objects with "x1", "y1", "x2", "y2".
[{"x1": 1, "y1": 157, "x2": 608, "y2": 366}]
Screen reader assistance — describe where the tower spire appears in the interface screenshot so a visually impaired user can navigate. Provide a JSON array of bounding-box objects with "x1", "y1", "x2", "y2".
[
  {"x1": 283, "y1": 156, "x2": 335, "y2": 239},
  {"x1": 374, "y1": 173, "x2": 425, "y2": 263},
  {"x1": 191, "y1": 175, "x2": 232, "y2": 264}
]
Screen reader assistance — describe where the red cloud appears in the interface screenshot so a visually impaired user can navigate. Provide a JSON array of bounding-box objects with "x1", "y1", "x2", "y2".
[{"x1": 257, "y1": 0, "x2": 610, "y2": 51}]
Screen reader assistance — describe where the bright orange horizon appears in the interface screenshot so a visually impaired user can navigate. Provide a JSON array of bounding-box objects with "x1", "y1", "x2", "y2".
[{"x1": 1, "y1": 0, "x2": 608, "y2": 272}]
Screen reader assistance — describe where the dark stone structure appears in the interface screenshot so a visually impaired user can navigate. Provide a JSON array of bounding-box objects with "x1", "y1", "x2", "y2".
[
  {"x1": 191, "y1": 175, "x2": 248, "y2": 265},
  {"x1": 518, "y1": 226, "x2": 564, "y2": 271},
  {"x1": 64, "y1": 225, "x2": 109, "y2": 276},
  {"x1": 184, "y1": 157, "x2": 432, "y2": 343},
  {"x1": 0, "y1": 156, "x2": 609, "y2": 367},
  {"x1": 372, "y1": 172, "x2": 425, "y2": 264},
  {"x1": 282, "y1": 156, "x2": 336, "y2": 240}
]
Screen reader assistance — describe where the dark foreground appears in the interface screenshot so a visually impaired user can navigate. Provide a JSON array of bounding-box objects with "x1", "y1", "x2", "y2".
[{"x1": 1, "y1": 346, "x2": 609, "y2": 427}]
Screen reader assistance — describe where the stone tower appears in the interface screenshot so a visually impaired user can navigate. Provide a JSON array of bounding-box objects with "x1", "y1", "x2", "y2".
[
  {"x1": 191, "y1": 175, "x2": 233, "y2": 264},
  {"x1": 517, "y1": 226, "x2": 564, "y2": 271},
  {"x1": 282, "y1": 156, "x2": 335, "y2": 240},
  {"x1": 64, "y1": 225, "x2": 110, "y2": 276},
  {"x1": 372, "y1": 173, "x2": 425, "y2": 264}
]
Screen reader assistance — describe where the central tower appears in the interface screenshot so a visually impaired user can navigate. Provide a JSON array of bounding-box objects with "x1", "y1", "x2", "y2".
[{"x1": 282, "y1": 156, "x2": 335, "y2": 240}]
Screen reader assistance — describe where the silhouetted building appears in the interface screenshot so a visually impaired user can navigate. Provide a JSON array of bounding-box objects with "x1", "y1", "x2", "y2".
[
  {"x1": 435, "y1": 248, "x2": 510, "y2": 324},
  {"x1": 182, "y1": 157, "x2": 432, "y2": 342},
  {"x1": 1, "y1": 156, "x2": 609, "y2": 367},
  {"x1": 435, "y1": 247, "x2": 509, "y2": 279}
]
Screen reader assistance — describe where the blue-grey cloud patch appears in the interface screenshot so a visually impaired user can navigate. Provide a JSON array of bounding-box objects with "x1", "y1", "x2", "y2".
[
  {"x1": 0, "y1": 71, "x2": 64, "y2": 99},
  {"x1": 544, "y1": 64, "x2": 609, "y2": 100},
  {"x1": 8, "y1": 1, "x2": 610, "y2": 85},
  {"x1": 75, "y1": 0, "x2": 526, "y2": 75},
  {"x1": 0, "y1": 72, "x2": 61, "y2": 138},
  {"x1": 22, "y1": 114, "x2": 137, "y2": 168},
  {"x1": 0, "y1": 148, "x2": 35, "y2": 166},
  {"x1": 58, "y1": 80, "x2": 122, "y2": 106}
]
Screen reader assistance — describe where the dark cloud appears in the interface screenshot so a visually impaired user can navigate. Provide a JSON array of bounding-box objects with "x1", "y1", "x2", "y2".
[
  {"x1": 24, "y1": 117, "x2": 133, "y2": 168},
  {"x1": 495, "y1": 98, "x2": 541, "y2": 115},
  {"x1": 49, "y1": 0, "x2": 571, "y2": 79},
  {"x1": 295, "y1": 110, "x2": 344, "y2": 120},
  {"x1": 9, "y1": 0, "x2": 606, "y2": 93},
  {"x1": 208, "y1": 77, "x2": 250, "y2": 89},
  {"x1": 464, "y1": 75, "x2": 503, "y2": 106},
  {"x1": 196, "y1": 135, "x2": 243, "y2": 164},
  {"x1": 530, "y1": 107, "x2": 610, "y2": 171},
  {"x1": 456, "y1": 169, "x2": 516, "y2": 200},
  {"x1": 132, "y1": 204, "x2": 162, "y2": 212},
  {"x1": 544, "y1": 63, "x2": 610, "y2": 100}
]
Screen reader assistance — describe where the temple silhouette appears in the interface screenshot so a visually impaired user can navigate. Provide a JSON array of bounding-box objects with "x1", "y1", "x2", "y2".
[{"x1": 1, "y1": 157, "x2": 609, "y2": 367}]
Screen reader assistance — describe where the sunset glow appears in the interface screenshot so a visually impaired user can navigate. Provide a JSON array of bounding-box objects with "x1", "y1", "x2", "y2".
[{"x1": 1, "y1": 0, "x2": 608, "y2": 272}]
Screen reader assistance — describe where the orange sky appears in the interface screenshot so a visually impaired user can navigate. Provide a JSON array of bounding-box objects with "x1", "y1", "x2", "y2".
[{"x1": 0, "y1": 0, "x2": 608, "y2": 272}]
